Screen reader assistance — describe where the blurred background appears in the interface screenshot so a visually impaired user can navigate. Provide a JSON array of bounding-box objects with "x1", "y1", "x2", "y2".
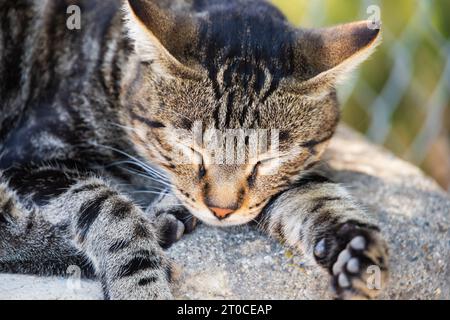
[{"x1": 272, "y1": 0, "x2": 450, "y2": 191}]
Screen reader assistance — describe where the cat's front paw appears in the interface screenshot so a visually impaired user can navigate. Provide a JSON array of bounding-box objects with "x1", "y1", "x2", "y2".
[
  {"x1": 314, "y1": 221, "x2": 389, "y2": 300},
  {"x1": 153, "y1": 207, "x2": 199, "y2": 249}
]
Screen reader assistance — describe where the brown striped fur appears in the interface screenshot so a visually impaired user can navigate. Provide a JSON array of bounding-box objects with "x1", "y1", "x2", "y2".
[{"x1": 0, "y1": 0, "x2": 388, "y2": 299}]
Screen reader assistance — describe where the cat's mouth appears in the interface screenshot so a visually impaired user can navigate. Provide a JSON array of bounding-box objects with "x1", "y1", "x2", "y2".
[
  {"x1": 173, "y1": 189, "x2": 265, "y2": 227},
  {"x1": 187, "y1": 206, "x2": 263, "y2": 227}
]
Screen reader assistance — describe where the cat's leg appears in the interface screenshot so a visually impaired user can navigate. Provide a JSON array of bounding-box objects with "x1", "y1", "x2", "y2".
[
  {"x1": 60, "y1": 177, "x2": 173, "y2": 299},
  {"x1": 1, "y1": 166, "x2": 173, "y2": 299},
  {"x1": 259, "y1": 173, "x2": 389, "y2": 300},
  {"x1": 0, "y1": 173, "x2": 92, "y2": 276},
  {"x1": 146, "y1": 189, "x2": 199, "y2": 249}
]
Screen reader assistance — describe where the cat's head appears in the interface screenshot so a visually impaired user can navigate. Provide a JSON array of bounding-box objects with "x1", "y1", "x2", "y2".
[{"x1": 121, "y1": 0, "x2": 381, "y2": 226}]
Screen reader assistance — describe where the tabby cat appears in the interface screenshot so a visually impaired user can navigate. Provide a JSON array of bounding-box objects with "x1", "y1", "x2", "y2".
[{"x1": 0, "y1": 0, "x2": 389, "y2": 300}]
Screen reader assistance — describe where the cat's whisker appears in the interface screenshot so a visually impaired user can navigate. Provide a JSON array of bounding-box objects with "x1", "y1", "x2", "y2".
[
  {"x1": 96, "y1": 143, "x2": 170, "y2": 182},
  {"x1": 130, "y1": 190, "x2": 176, "y2": 197},
  {"x1": 141, "y1": 165, "x2": 171, "y2": 183},
  {"x1": 134, "y1": 185, "x2": 171, "y2": 192},
  {"x1": 130, "y1": 186, "x2": 170, "y2": 193},
  {"x1": 185, "y1": 215, "x2": 197, "y2": 225},
  {"x1": 118, "y1": 155, "x2": 171, "y2": 183},
  {"x1": 251, "y1": 216, "x2": 266, "y2": 231},
  {"x1": 118, "y1": 164, "x2": 171, "y2": 186},
  {"x1": 106, "y1": 159, "x2": 171, "y2": 183},
  {"x1": 122, "y1": 167, "x2": 174, "y2": 188}
]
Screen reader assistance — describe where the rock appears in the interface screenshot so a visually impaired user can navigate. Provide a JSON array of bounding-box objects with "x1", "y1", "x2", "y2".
[
  {"x1": 0, "y1": 273, "x2": 103, "y2": 300},
  {"x1": 1, "y1": 126, "x2": 449, "y2": 300}
]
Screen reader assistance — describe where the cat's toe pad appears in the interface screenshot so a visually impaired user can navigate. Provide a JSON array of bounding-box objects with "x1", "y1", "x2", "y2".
[{"x1": 331, "y1": 232, "x2": 388, "y2": 300}]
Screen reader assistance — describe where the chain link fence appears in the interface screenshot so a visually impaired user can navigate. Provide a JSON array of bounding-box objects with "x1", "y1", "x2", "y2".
[{"x1": 272, "y1": 0, "x2": 450, "y2": 191}]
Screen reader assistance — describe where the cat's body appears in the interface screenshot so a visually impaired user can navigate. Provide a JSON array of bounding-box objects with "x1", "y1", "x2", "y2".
[
  {"x1": 0, "y1": 0, "x2": 388, "y2": 299},
  {"x1": 0, "y1": 0, "x2": 131, "y2": 170}
]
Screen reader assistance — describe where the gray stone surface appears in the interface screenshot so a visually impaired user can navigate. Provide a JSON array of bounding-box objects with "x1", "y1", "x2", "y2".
[{"x1": 1, "y1": 126, "x2": 449, "y2": 300}]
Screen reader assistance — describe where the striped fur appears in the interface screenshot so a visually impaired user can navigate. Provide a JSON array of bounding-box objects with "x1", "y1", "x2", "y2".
[
  {"x1": 259, "y1": 172, "x2": 388, "y2": 299},
  {"x1": 0, "y1": 0, "x2": 388, "y2": 299}
]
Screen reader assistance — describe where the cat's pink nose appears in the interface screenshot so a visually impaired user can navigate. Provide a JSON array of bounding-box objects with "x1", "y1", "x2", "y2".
[{"x1": 209, "y1": 207, "x2": 235, "y2": 220}]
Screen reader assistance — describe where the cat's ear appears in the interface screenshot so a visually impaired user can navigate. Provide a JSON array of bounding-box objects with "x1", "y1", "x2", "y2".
[
  {"x1": 287, "y1": 21, "x2": 381, "y2": 95},
  {"x1": 124, "y1": 0, "x2": 202, "y2": 79}
]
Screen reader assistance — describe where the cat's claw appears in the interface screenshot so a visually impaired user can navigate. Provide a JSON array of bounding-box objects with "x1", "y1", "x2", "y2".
[{"x1": 153, "y1": 207, "x2": 198, "y2": 249}]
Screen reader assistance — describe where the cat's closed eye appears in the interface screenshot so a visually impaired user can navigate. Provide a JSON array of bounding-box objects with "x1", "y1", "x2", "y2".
[
  {"x1": 247, "y1": 161, "x2": 261, "y2": 187},
  {"x1": 198, "y1": 158, "x2": 206, "y2": 180}
]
